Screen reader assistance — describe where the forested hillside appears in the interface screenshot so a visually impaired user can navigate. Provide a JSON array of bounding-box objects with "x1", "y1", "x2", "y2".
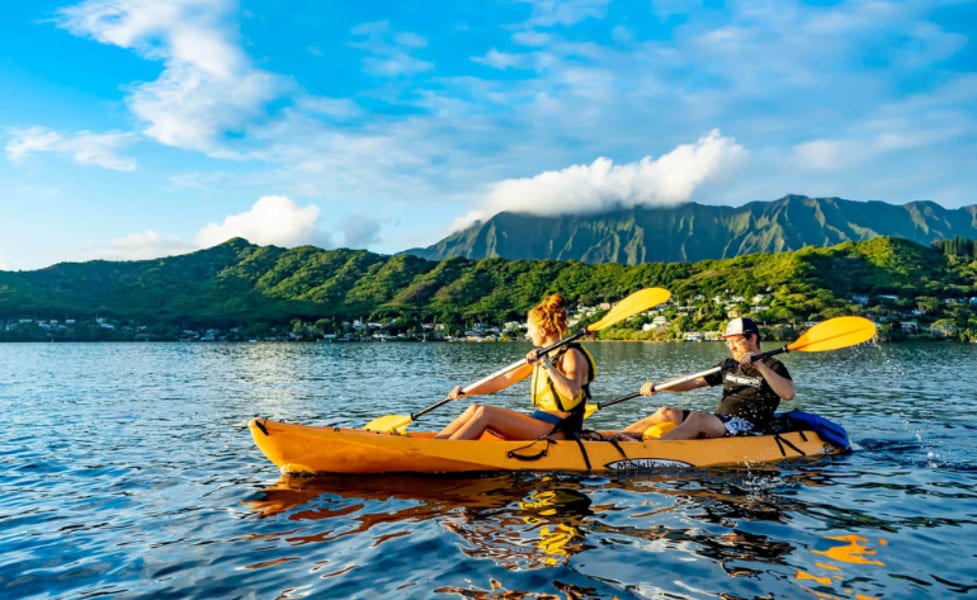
[{"x1": 1, "y1": 236, "x2": 975, "y2": 342}]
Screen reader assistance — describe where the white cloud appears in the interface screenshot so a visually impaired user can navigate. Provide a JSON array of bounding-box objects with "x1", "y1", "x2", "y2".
[
  {"x1": 5, "y1": 127, "x2": 137, "y2": 171},
  {"x1": 792, "y1": 95, "x2": 974, "y2": 172},
  {"x1": 473, "y1": 48, "x2": 529, "y2": 70},
  {"x1": 84, "y1": 230, "x2": 196, "y2": 262},
  {"x1": 792, "y1": 132, "x2": 925, "y2": 172},
  {"x1": 71, "y1": 131, "x2": 139, "y2": 171},
  {"x1": 195, "y1": 195, "x2": 322, "y2": 248},
  {"x1": 610, "y1": 25, "x2": 633, "y2": 45},
  {"x1": 792, "y1": 139, "x2": 857, "y2": 171},
  {"x1": 129, "y1": 64, "x2": 285, "y2": 152},
  {"x1": 343, "y1": 214, "x2": 384, "y2": 248},
  {"x1": 350, "y1": 20, "x2": 434, "y2": 78},
  {"x1": 453, "y1": 130, "x2": 748, "y2": 228},
  {"x1": 296, "y1": 97, "x2": 362, "y2": 119},
  {"x1": 5, "y1": 127, "x2": 60, "y2": 160},
  {"x1": 66, "y1": 197, "x2": 326, "y2": 265},
  {"x1": 525, "y1": 0, "x2": 610, "y2": 27},
  {"x1": 57, "y1": 0, "x2": 287, "y2": 153},
  {"x1": 511, "y1": 30, "x2": 550, "y2": 47}
]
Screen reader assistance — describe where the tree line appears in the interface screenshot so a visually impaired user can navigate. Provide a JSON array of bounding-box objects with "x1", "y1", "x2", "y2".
[{"x1": 1, "y1": 236, "x2": 975, "y2": 342}]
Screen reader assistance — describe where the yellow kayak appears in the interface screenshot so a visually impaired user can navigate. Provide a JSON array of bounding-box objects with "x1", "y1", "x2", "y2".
[{"x1": 248, "y1": 417, "x2": 846, "y2": 475}]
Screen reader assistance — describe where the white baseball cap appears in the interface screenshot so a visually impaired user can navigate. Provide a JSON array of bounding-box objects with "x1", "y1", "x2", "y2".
[{"x1": 722, "y1": 317, "x2": 760, "y2": 338}]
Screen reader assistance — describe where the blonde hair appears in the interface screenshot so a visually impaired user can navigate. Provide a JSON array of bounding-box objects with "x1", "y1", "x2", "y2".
[{"x1": 528, "y1": 293, "x2": 569, "y2": 338}]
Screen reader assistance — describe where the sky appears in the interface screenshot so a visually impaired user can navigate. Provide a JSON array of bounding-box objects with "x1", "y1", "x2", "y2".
[{"x1": 1, "y1": 0, "x2": 975, "y2": 271}]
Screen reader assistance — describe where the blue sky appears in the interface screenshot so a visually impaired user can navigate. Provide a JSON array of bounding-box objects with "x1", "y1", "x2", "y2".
[{"x1": 1, "y1": 0, "x2": 975, "y2": 271}]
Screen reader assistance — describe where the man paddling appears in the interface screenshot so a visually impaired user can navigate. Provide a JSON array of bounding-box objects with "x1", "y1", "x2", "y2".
[{"x1": 619, "y1": 317, "x2": 795, "y2": 440}]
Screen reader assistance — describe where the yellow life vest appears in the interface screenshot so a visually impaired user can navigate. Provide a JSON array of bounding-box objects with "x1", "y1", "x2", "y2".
[{"x1": 530, "y1": 343, "x2": 596, "y2": 414}]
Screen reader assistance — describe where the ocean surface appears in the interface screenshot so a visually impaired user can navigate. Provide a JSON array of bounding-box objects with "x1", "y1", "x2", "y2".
[{"x1": 2, "y1": 339, "x2": 976, "y2": 599}]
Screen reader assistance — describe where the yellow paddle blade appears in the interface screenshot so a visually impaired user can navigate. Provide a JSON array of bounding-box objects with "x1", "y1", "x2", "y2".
[
  {"x1": 586, "y1": 287, "x2": 671, "y2": 333},
  {"x1": 584, "y1": 403, "x2": 598, "y2": 419},
  {"x1": 363, "y1": 414, "x2": 411, "y2": 433},
  {"x1": 787, "y1": 316, "x2": 877, "y2": 353}
]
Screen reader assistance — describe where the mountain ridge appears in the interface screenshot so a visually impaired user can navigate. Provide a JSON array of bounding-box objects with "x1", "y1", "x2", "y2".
[{"x1": 404, "y1": 195, "x2": 977, "y2": 264}]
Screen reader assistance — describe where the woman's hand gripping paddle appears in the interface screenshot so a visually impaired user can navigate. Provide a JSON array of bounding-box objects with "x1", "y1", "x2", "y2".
[
  {"x1": 363, "y1": 287, "x2": 672, "y2": 433},
  {"x1": 584, "y1": 315, "x2": 877, "y2": 418}
]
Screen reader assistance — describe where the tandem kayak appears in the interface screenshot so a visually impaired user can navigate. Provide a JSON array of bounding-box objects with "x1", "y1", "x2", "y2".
[{"x1": 248, "y1": 412, "x2": 850, "y2": 475}]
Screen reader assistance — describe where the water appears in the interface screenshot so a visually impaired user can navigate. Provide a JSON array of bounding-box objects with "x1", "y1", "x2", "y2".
[{"x1": 2, "y1": 340, "x2": 976, "y2": 599}]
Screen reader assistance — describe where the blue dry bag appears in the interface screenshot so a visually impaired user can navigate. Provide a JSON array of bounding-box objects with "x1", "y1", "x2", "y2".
[{"x1": 775, "y1": 409, "x2": 852, "y2": 452}]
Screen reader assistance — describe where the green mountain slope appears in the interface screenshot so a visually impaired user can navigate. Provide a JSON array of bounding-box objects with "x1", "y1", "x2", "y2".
[{"x1": 2, "y1": 235, "x2": 975, "y2": 341}]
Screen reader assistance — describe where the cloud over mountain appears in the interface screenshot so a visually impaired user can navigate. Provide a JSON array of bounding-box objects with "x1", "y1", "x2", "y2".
[
  {"x1": 196, "y1": 196, "x2": 324, "y2": 248},
  {"x1": 453, "y1": 130, "x2": 747, "y2": 229}
]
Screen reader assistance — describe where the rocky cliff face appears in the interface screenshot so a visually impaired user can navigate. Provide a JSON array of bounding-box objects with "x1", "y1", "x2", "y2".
[{"x1": 404, "y1": 195, "x2": 977, "y2": 264}]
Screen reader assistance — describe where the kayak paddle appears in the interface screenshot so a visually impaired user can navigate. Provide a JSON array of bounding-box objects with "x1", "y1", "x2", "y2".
[
  {"x1": 364, "y1": 287, "x2": 672, "y2": 433},
  {"x1": 584, "y1": 315, "x2": 877, "y2": 417}
]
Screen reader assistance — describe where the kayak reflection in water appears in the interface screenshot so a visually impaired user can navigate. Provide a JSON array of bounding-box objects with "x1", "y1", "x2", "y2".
[
  {"x1": 442, "y1": 479, "x2": 594, "y2": 569},
  {"x1": 245, "y1": 473, "x2": 593, "y2": 570},
  {"x1": 435, "y1": 294, "x2": 595, "y2": 441}
]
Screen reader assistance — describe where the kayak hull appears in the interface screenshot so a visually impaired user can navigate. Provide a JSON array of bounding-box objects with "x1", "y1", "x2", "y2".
[{"x1": 248, "y1": 418, "x2": 843, "y2": 475}]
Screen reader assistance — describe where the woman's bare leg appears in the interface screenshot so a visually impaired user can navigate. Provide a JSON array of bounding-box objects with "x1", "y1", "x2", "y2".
[
  {"x1": 445, "y1": 405, "x2": 555, "y2": 440},
  {"x1": 619, "y1": 406, "x2": 685, "y2": 437},
  {"x1": 658, "y1": 411, "x2": 725, "y2": 440},
  {"x1": 434, "y1": 404, "x2": 480, "y2": 439}
]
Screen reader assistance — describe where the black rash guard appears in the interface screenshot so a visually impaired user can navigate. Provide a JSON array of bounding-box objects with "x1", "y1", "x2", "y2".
[{"x1": 703, "y1": 357, "x2": 792, "y2": 430}]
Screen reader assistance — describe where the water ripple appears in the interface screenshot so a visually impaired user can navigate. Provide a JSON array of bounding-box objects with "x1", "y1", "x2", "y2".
[{"x1": 2, "y1": 341, "x2": 976, "y2": 598}]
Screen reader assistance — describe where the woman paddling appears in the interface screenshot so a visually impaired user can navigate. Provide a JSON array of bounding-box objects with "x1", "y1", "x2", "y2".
[{"x1": 434, "y1": 294, "x2": 595, "y2": 441}]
